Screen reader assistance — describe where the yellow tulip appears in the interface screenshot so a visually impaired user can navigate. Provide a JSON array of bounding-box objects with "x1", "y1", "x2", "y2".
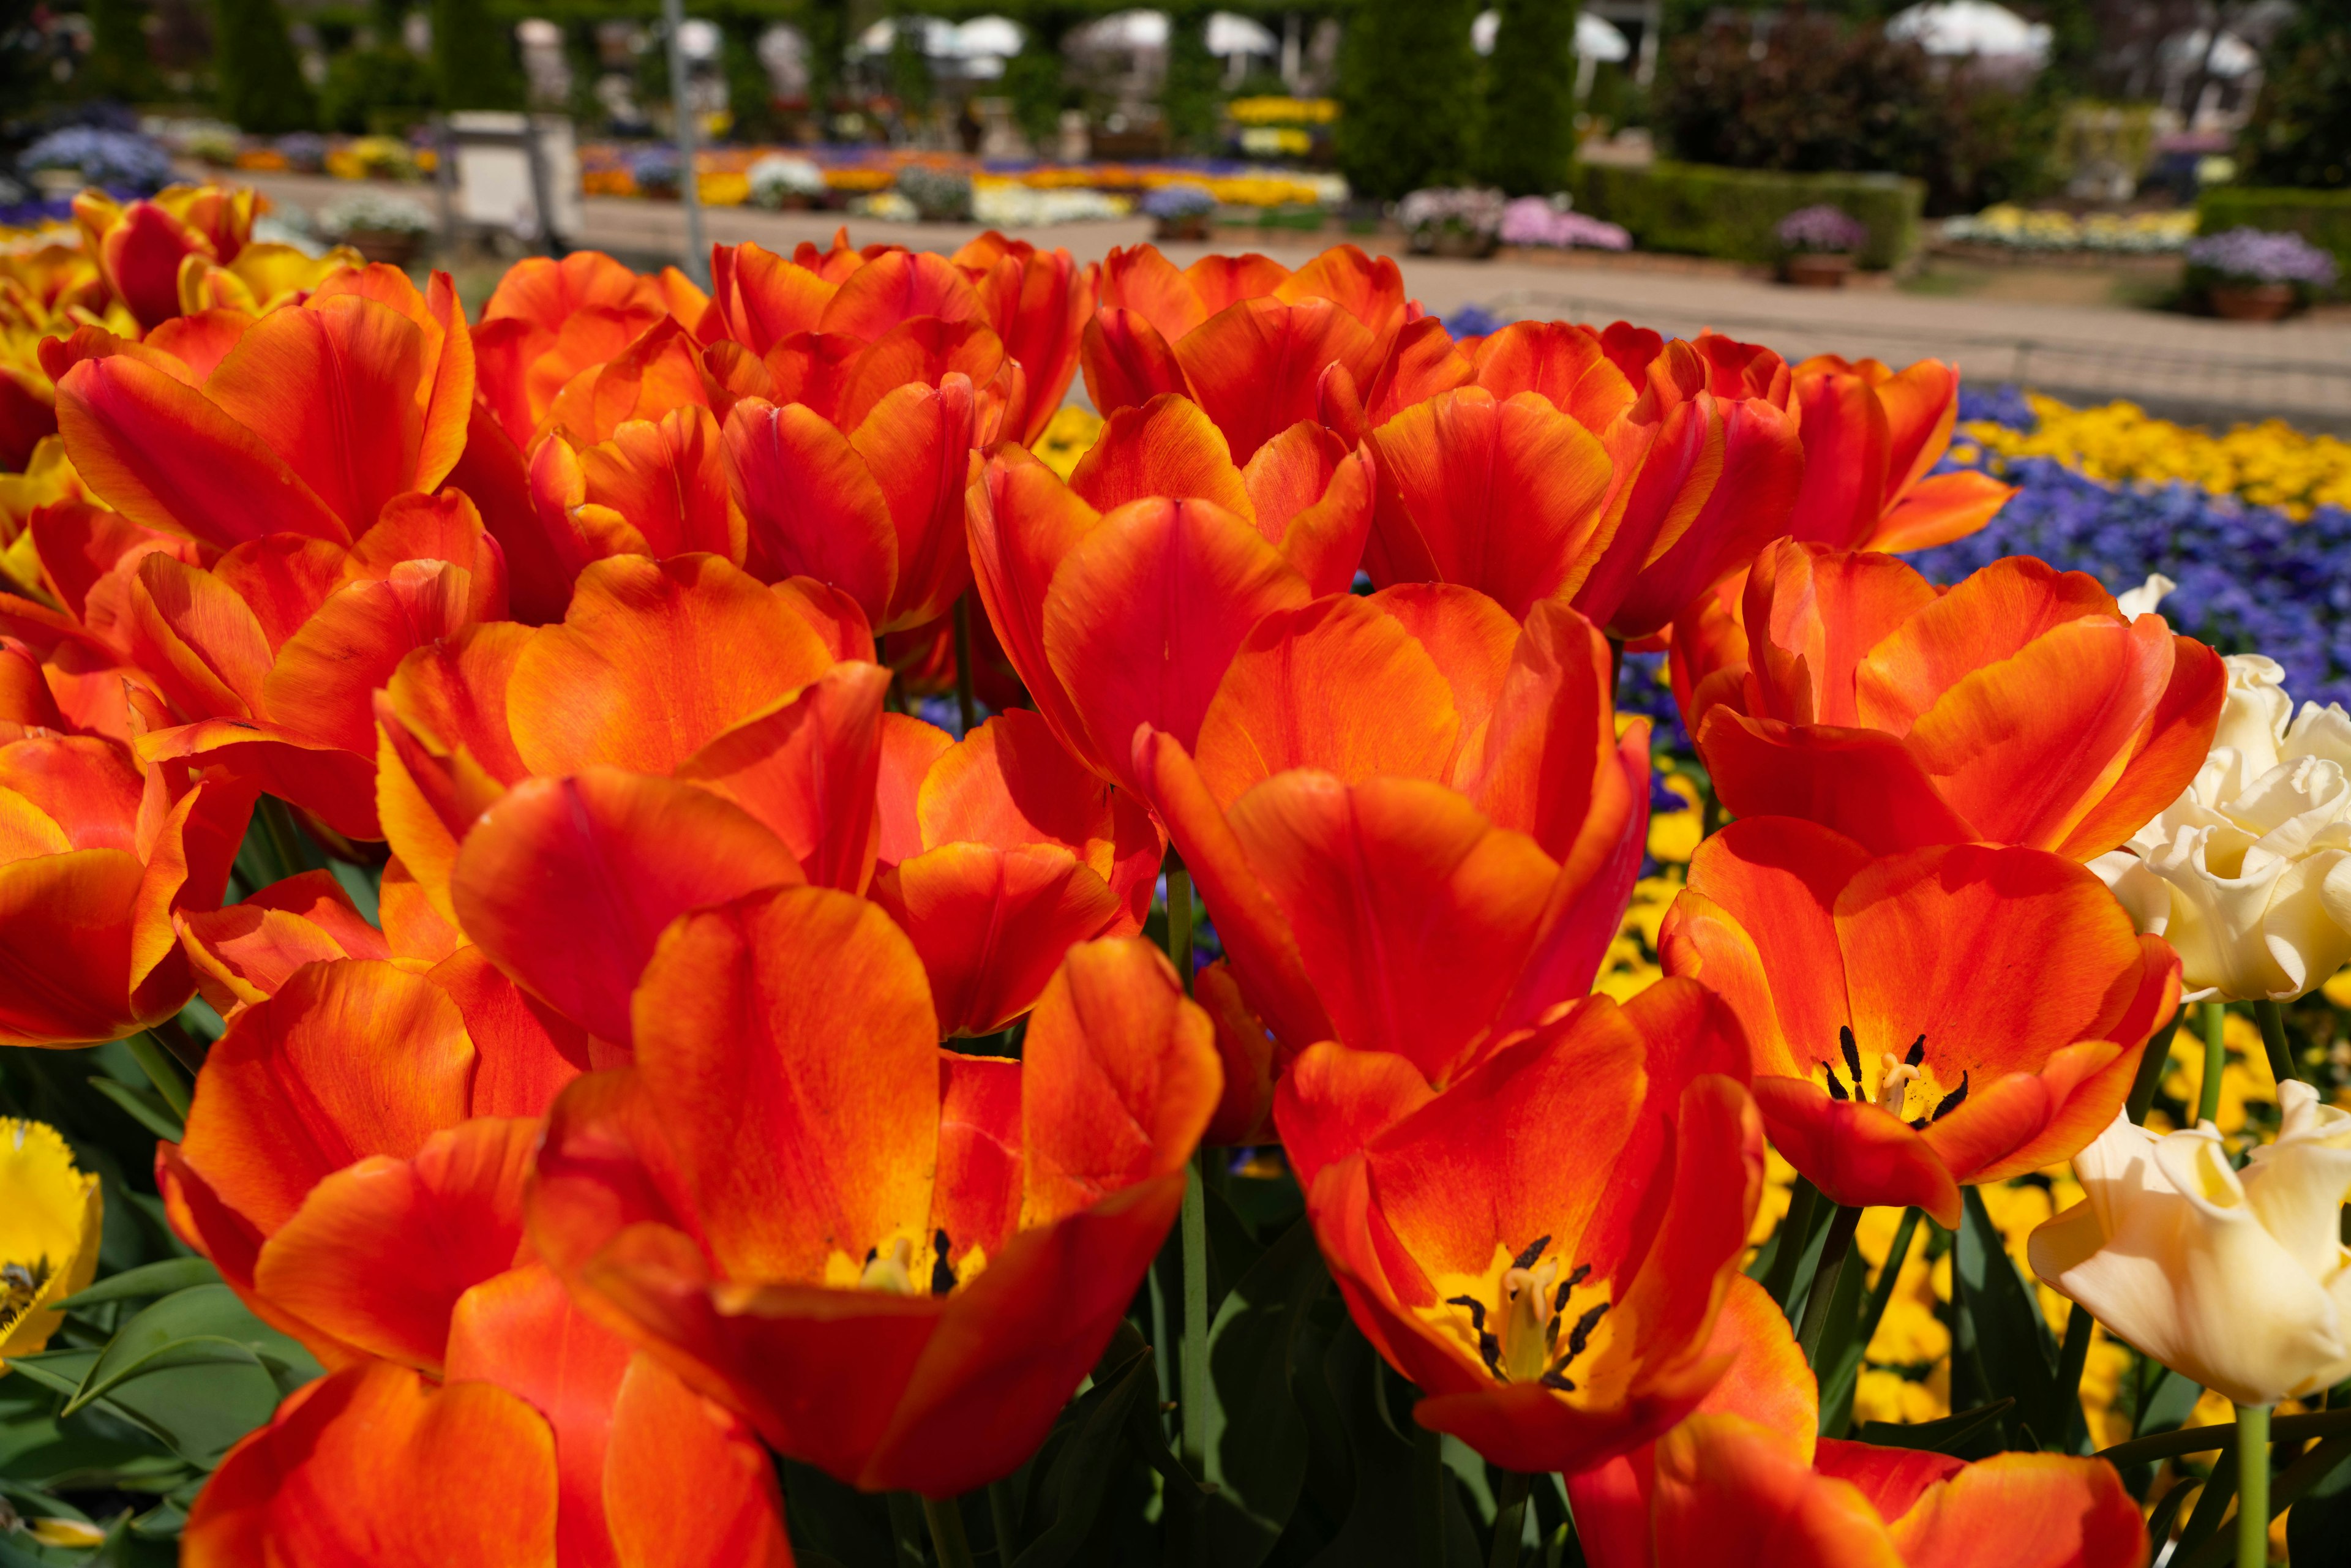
[{"x1": 0, "y1": 1118, "x2": 103, "y2": 1367}]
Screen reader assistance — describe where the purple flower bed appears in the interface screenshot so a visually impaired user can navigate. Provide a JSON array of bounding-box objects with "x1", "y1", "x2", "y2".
[
  {"x1": 2183, "y1": 228, "x2": 2339, "y2": 288},
  {"x1": 1499, "y1": 197, "x2": 1632, "y2": 250}
]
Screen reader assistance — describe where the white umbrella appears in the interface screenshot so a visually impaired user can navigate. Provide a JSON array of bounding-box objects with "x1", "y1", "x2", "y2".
[
  {"x1": 1207, "y1": 12, "x2": 1278, "y2": 58},
  {"x1": 1471, "y1": 9, "x2": 1629, "y2": 62},
  {"x1": 1078, "y1": 9, "x2": 1171, "y2": 50},
  {"x1": 1887, "y1": 1, "x2": 2051, "y2": 65},
  {"x1": 855, "y1": 14, "x2": 959, "y2": 56},
  {"x1": 952, "y1": 15, "x2": 1025, "y2": 59},
  {"x1": 2163, "y1": 28, "x2": 2260, "y2": 79}
]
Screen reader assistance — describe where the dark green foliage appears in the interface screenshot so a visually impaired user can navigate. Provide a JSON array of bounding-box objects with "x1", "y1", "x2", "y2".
[
  {"x1": 1003, "y1": 45, "x2": 1067, "y2": 149},
  {"x1": 2197, "y1": 186, "x2": 2351, "y2": 300},
  {"x1": 1160, "y1": 1, "x2": 1221, "y2": 156},
  {"x1": 1654, "y1": 13, "x2": 2051, "y2": 216},
  {"x1": 801, "y1": 0, "x2": 850, "y2": 119},
  {"x1": 2238, "y1": 8, "x2": 2351, "y2": 190},
  {"x1": 722, "y1": 18, "x2": 781, "y2": 141},
  {"x1": 887, "y1": 11, "x2": 932, "y2": 116},
  {"x1": 84, "y1": 0, "x2": 155, "y2": 102},
  {"x1": 432, "y1": 0, "x2": 520, "y2": 111},
  {"x1": 1475, "y1": 0, "x2": 1577, "y2": 196},
  {"x1": 318, "y1": 44, "x2": 437, "y2": 134},
  {"x1": 213, "y1": 0, "x2": 317, "y2": 134},
  {"x1": 1573, "y1": 159, "x2": 1924, "y2": 268},
  {"x1": 1337, "y1": 0, "x2": 1482, "y2": 202}
]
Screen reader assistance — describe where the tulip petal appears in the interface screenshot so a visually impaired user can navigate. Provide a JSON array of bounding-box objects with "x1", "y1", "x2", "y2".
[
  {"x1": 1078, "y1": 307, "x2": 1191, "y2": 420},
  {"x1": 629, "y1": 885, "x2": 937, "y2": 1282},
  {"x1": 1067, "y1": 394, "x2": 1254, "y2": 520},
  {"x1": 1853, "y1": 557, "x2": 2121, "y2": 735},
  {"x1": 427, "y1": 945, "x2": 593, "y2": 1117},
  {"x1": 966, "y1": 446, "x2": 1104, "y2": 768},
  {"x1": 1698, "y1": 711, "x2": 1981, "y2": 854},
  {"x1": 1196, "y1": 958, "x2": 1277, "y2": 1145},
  {"x1": 0, "y1": 847, "x2": 145, "y2": 1046},
  {"x1": 177, "y1": 868, "x2": 390, "y2": 1010},
  {"x1": 874, "y1": 842, "x2": 1122, "y2": 1037},
  {"x1": 452, "y1": 770, "x2": 806, "y2": 1046},
  {"x1": 507, "y1": 553, "x2": 838, "y2": 777},
  {"x1": 1241, "y1": 423, "x2": 1374, "y2": 597},
  {"x1": 932, "y1": 1052, "x2": 1024, "y2": 1265},
  {"x1": 817, "y1": 249, "x2": 984, "y2": 340},
  {"x1": 182, "y1": 1361, "x2": 559, "y2": 1568},
  {"x1": 1750, "y1": 1077, "x2": 1963, "y2": 1228},
  {"x1": 849, "y1": 376, "x2": 978, "y2": 630},
  {"x1": 1786, "y1": 370, "x2": 1894, "y2": 551},
  {"x1": 1883, "y1": 1452, "x2": 2148, "y2": 1568},
  {"x1": 724, "y1": 397, "x2": 900, "y2": 626},
  {"x1": 266, "y1": 562, "x2": 476, "y2": 757},
  {"x1": 252, "y1": 1117, "x2": 536, "y2": 1370},
  {"x1": 1470, "y1": 320, "x2": 1638, "y2": 430},
  {"x1": 712, "y1": 241, "x2": 841, "y2": 353},
  {"x1": 603, "y1": 1353, "x2": 795, "y2": 1568},
  {"x1": 580, "y1": 407, "x2": 742, "y2": 563},
  {"x1": 1646, "y1": 1414, "x2": 1905, "y2": 1568},
  {"x1": 1177, "y1": 297, "x2": 1381, "y2": 465},
  {"x1": 1869, "y1": 470, "x2": 2014, "y2": 553},
  {"x1": 676, "y1": 660, "x2": 890, "y2": 893},
  {"x1": 2047, "y1": 634, "x2": 2226, "y2": 863}
]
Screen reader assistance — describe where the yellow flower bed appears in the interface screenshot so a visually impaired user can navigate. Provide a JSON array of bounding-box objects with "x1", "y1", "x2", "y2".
[
  {"x1": 1962, "y1": 392, "x2": 2351, "y2": 520},
  {"x1": 1228, "y1": 97, "x2": 1340, "y2": 126}
]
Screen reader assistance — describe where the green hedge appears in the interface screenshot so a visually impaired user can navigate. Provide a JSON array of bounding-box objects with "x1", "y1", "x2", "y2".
[
  {"x1": 1571, "y1": 161, "x2": 1925, "y2": 270},
  {"x1": 2196, "y1": 186, "x2": 2351, "y2": 298}
]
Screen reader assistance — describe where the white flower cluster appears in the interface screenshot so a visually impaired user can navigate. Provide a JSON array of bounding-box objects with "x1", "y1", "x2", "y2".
[{"x1": 2094, "y1": 651, "x2": 2351, "y2": 1002}]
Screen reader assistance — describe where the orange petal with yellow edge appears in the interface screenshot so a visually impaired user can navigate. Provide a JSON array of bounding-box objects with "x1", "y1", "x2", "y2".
[
  {"x1": 1077, "y1": 307, "x2": 1191, "y2": 421},
  {"x1": 676, "y1": 660, "x2": 890, "y2": 893},
  {"x1": 1067, "y1": 394, "x2": 1253, "y2": 519},
  {"x1": 872, "y1": 842, "x2": 1120, "y2": 1037},
  {"x1": 182, "y1": 1361, "x2": 558, "y2": 1568},
  {"x1": 724, "y1": 396, "x2": 899, "y2": 626},
  {"x1": 1697, "y1": 711, "x2": 1979, "y2": 855},
  {"x1": 177, "y1": 868, "x2": 389, "y2": 1012},
  {"x1": 1176, "y1": 296, "x2": 1380, "y2": 465},
  {"x1": 1881, "y1": 1450, "x2": 2147, "y2": 1568},
  {"x1": 1239, "y1": 421, "x2": 1374, "y2": 597},
  {"x1": 1869, "y1": 469, "x2": 2012, "y2": 553},
  {"x1": 1786, "y1": 369, "x2": 1894, "y2": 550},
  {"x1": 965, "y1": 446, "x2": 1103, "y2": 765},
  {"x1": 1471, "y1": 320, "x2": 1638, "y2": 430},
  {"x1": 1750, "y1": 1076, "x2": 1962, "y2": 1228},
  {"x1": 580, "y1": 406, "x2": 742, "y2": 563},
  {"x1": 452, "y1": 769, "x2": 806, "y2": 1047},
  {"x1": 817, "y1": 249, "x2": 984, "y2": 340},
  {"x1": 1648, "y1": 1414, "x2": 1904, "y2": 1568}
]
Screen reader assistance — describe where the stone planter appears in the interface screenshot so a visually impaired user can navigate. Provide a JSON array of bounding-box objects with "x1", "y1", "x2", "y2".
[
  {"x1": 1782, "y1": 252, "x2": 1854, "y2": 288},
  {"x1": 2208, "y1": 282, "x2": 2297, "y2": 321},
  {"x1": 342, "y1": 229, "x2": 422, "y2": 268}
]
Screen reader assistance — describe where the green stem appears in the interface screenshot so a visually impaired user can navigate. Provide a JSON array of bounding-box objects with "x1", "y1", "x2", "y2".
[
  {"x1": 2100, "y1": 1407, "x2": 2351, "y2": 1468},
  {"x1": 1179, "y1": 1153, "x2": 1209, "y2": 1478},
  {"x1": 1488, "y1": 1469, "x2": 1531, "y2": 1568},
  {"x1": 256, "y1": 794, "x2": 306, "y2": 884},
  {"x1": 2126, "y1": 1007, "x2": 2184, "y2": 1123},
  {"x1": 2197, "y1": 1000, "x2": 2227, "y2": 1127},
  {"x1": 2055, "y1": 1303, "x2": 2095, "y2": 1453},
  {"x1": 123, "y1": 1033, "x2": 193, "y2": 1122},
  {"x1": 1795, "y1": 1203, "x2": 1862, "y2": 1367},
  {"x1": 2237, "y1": 1403, "x2": 2270, "y2": 1568},
  {"x1": 146, "y1": 1013, "x2": 206, "y2": 1075},
  {"x1": 924, "y1": 1494, "x2": 977, "y2": 1568},
  {"x1": 2253, "y1": 999, "x2": 2298, "y2": 1087},
  {"x1": 886, "y1": 1491, "x2": 928, "y2": 1568},
  {"x1": 951, "y1": 593, "x2": 978, "y2": 738},
  {"x1": 988, "y1": 1480, "x2": 1018, "y2": 1562},
  {"x1": 1164, "y1": 855, "x2": 1194, "y2": 994},
  {"x1": 1760, "y1": 1177, "x2": 1821, "y2": 1308},
  {"x1": 1412, "y1": 1419, "x2": 1445, "y2": 1568}
]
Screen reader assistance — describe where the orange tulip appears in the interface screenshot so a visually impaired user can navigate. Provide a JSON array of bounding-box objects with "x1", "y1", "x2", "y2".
[
  {"x1": 1081, "y1": 242, "x2": 1414, "y2": 463},
  {"x1": 1687, "y1": 541, "x2": 2225, "y2": 860},
  {"x1": 375, "y1": 553, "x2": 889, "y2": 1046},
  {"x1": 72, "y1": 185, "x2": 260, "y2": 334},
  {"x1": 1566, "y1": 1274, "x2": 2145, "y2": 1568},
  {"x1": 872, "y1": 708, "x2": 1164, "y2": 1036},
  {"x1": 1274, "y1": 978, "x2": 1764, "y2": 1475},
  {"x1": 1785, "y1": 355, "x2": 2014, "y2": 553},
  {"x1": 1350, "y1": 320, "x2": 1805, "y2": 640},
  {"x1": 0, "y1": 731, "x2": 252, "y2": 1046},
  {"x1": 966, "y1": 393, "x2": 1373, "y2": 792},
  {"x1": 950, "y1": 231, "x2": 1098, "y2": 443},
  {"x1": 1134, "y1": 588, "x2": 1649, "y2": 1086},
  {"x1": 528, "y1": 907, "x2": 1220, "y2": 1496},
  {"x1": 1660, "y1": 818, "x2": 2181, "y2": 1228},
  {"x1": 471, "y1": 250, "x2": 710, "y2": 451}
]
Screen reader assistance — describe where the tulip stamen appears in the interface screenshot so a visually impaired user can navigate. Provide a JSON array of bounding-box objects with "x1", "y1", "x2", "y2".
[
  {"x1": 1930, "y1": 1073, "x2": 1970, "y2": 1122},
  {"x1": 1, "y1": 1256, "x2": 51, "y2": 1334},
  {"x1": 1438, "y1": 1248, "x2": 1610, "y2": 1392},
  {"x1": 1876, "y1": 1054, "x2": 1922, "y2": 1112},
  {"x1": 858, "y1": 1237, "x2": 922, "y2": 1297},
  {"x1": 929, "y1": 1229, "x2": 956, "y2": 1297}
]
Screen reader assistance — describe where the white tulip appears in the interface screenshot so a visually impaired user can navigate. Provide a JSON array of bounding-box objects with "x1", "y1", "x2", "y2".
[
  {"x1": 2091, "y1": 655, "x2": 2351, "y2": 1000},
  {"x1": 2030, "y1": 1080, "x2": 2351, "y2": 1408}
]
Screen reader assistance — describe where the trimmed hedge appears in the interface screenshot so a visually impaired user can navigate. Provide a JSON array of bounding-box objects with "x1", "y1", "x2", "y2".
[
  {"x1": 2197, "y1": 186, "x2": 2351, "y2": 298},
  {"x1": 1572, "y1": 161, "x2": 1924, "y2": 270}
]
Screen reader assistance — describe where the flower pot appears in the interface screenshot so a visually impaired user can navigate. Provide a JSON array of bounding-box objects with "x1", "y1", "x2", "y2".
[
  {"x1": 1153, "y1": 216, "x2": 1211, "y2": 242},
  {"x1": 1782, "y1": 252, "x2": 1853, "y2": 288},
  {"x1": 2208, "y1": 282, "x2": 2297, "y2": 321},
  {"x1": 31, "y1": 169, "x2": 83, "y2": 199},
  {"x1": 342, "y1": 229, "x2": 421, "y2": 268}
]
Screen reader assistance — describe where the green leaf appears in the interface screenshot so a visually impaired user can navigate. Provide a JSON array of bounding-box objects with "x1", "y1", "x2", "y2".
[
  {"x1": 1855, "y1": 1398, "x2": 2015, "y2": 1460},
  {"x1": 1299, "y1": 1327, "x2": 1480, "y2": 1568},
  {"x1": 1200, "y1": 1216, "x2": 1329, "y2": 1567},
  {"x1": 2134, "y1": 1367, "x2": 2202, "y2": 1439},
  {"x1": 776, "y1": 1460, "x2": 893, "y2": 1568},
  {"x1": 1009, "y1": 1342, "x2": 1157, "y2": 1568},
  {"x1": 2285, "y1": 1434, "x2": 2351, "y2": 1566},
  {"x1": 56, "y1": 1261, "x2": 220, "y2": 1314},
  {"x1": 1951, "y1": 1188, "x2": 2061, "y2": 1449},
  {"x1": 56, "y1": 1287, "x2": 320, "y2": 1468},
  {"x1": 81, "y1": 1078, "x2": 181, "y2": 1144}
]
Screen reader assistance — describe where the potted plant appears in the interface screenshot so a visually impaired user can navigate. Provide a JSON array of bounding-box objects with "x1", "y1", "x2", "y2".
[
  {"x1": 630, "y1": 146, "x2": 684, "y2": 201},
  {"x1": 1776, "y1": 204, "x2": 1869, "y2": 287},
  {"x1": 747, "y1": 154, "x2": 827, "y2": 212},
  {"x1": 894, "y1": 165, "x2": 975, "y2": 223},
  {"x1": 318, "y1": 189, "x2": 435, "y2": 267},
  {"x1": 1397, "y1": 187, "x2": 1505, "y2": 260},
  {"x1": 1143, "y1": 182, "x2": 1217, "y2": 242},
  {"x1": 2184, "y1": 227, "x2": 2339, "y2": 321}
]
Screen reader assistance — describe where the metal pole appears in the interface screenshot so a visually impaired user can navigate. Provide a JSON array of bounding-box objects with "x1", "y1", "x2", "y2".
[{"x1": 663, "y1": 0, "x2": 711, "y2": 288}]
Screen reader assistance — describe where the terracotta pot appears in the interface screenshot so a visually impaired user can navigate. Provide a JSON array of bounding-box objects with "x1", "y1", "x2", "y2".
[
  {"x1": 343, "y1": 230, "x2": 421, "y2": 268},
  {"x1": 1154, "y1": 216, "x2": 1211, "y2": 242},
  {"x1": 1783, "y1": 252, "x2": 1853, "y2": 288},
  {"x1": 2209, "y1": 282, "x2": 2297, "y2": 322}
]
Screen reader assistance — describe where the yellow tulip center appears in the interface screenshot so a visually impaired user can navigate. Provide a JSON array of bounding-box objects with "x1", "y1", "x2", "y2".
[
  {"x1": 1820, "y1": 1026, "x2": 1970, "y2": 1130},
  {"x1": 844, "y1": 1230, "x2": 983, "y2": 1297},
  {"x1": 1, "y1": 1256, "x2": 51, "y2": 1336},
  {"x1": 1434, "y1": 1236, "x2": 1613, "y2": 1393}
]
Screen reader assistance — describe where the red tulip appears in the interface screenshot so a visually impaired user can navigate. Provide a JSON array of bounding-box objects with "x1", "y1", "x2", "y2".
[
  {"x1": 1134, "y1": 588, "x2": 1648, "y2": 1084},
  {"x1": 1275, "y1": 978, "x2": 1764, "y2": 1475},
  {"x1": 528, "y1": 909, "x2": 1220, "y2": 1496},
  {"x1": 1082, "y1": 243, "x2": 1414, "y2": 463},
  {"x1": 1660, "y1": 819, "x2": 2180, "y2": 1228},
  {"x1": 965, "y1": 392, "x2": 1373, "y2": 791},
  {"x1": 1685, "y1": 540, "x2": 2225, "y2": 860},
  {"x1": 1786, "y1": 355, "x2": 2014, "y2": 553},
  {"x1": 951, "y1": 231, "x2": 1099, "y2": 443},
  {"x1": 1567, "y1": 1272, "x2": 2145, "y2": 1568},
  {"x1": 0, "y1": 730, "x2": 252, "y2": 1046},
  {"x1": 871, "y1": 708, "x2": 1163, "y2": 1036}
]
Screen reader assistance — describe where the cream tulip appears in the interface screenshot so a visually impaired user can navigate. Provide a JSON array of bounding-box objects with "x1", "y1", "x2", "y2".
[
  {"x1": 2028, "y1": 1080, "x2": 2351, "y2": 1408},
  {"x1": 2091, "y1": 654, "x2": 2351, "y2": 1000}
]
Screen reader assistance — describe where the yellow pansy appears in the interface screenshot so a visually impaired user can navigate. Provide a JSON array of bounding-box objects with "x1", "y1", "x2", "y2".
[{"x1": 1, "y1": 1118, "x2": 103, "y2": 1367}]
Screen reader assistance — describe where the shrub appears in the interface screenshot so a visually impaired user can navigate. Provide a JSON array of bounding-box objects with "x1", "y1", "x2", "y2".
[
  {"x1": 1573, "y1": 160, "x2": 1923, "y2": 269},
  {"x1": 1337, "y1": 0, "x2": 1481, "y2": 201},
  {"x1": 321, "y1": 47, "x2": 438, "y2": 136},
  {"x1": 1654, "y1": 13, "x2": 2050, "y2": 216},
  {"x1": 2197, "y1": 186, "x2": 2351, "y2": 299},
  {"x1": 435, "y1": 0, "x2": 523, "y2": 112},
  {"x1": 215, "y1": 0, "x2": 318, "y2": 135},
  {"x1": 1476, "y1": 0, "x2": 1577, "y2": 197},
  {"x1": 2238, "y1": 9, "x2": 2350, "y2": 190},
  {"x1": 896, "y1": 165, "x2": 972, "y2": 222}
]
